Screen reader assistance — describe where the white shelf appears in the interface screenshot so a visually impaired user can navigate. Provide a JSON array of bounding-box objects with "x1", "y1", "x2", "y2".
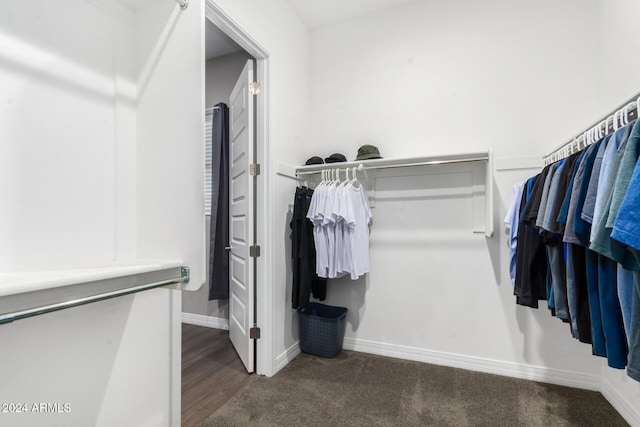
[
  {"x1": 0, "y1": 259, "x2": 183, "y2": 298},
  {"x1": 288, "y1": 150, "x2": 494, "y2": 237},
  {"x1": 294, "y1": 151, "x2": 491, "y2": 174}
]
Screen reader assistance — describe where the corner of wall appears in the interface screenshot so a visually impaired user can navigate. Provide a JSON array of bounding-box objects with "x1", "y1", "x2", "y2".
[{"x1": 600, "y1": 372, "x2": 640, "y2": 427}]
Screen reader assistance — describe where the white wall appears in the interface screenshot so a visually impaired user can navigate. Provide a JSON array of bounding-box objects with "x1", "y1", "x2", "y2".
[
  {"x1": 596, "y1": 0, "x2": 640, "y2": 422},
  {"x1": 597, "y1": 0, "x2": 640, "y2": 109},
  {"x1": 135, "y1": 0, "x2": 206, "y2": 290},
  {"x1": 307, "y1": 0, "x2": 600, "y2": 162},
  {"x1": 0, "y1": 288, "x2": 180, "y2": 427},
  {"x1": 0, "y1": 0, "x2": 122, "y2": 271},
  {"x1": 0, "y1": 0, "x2": 205, "y2": 425},
  {"x1": 305, "y1": 0, "x2": 607, "y2": 388}
]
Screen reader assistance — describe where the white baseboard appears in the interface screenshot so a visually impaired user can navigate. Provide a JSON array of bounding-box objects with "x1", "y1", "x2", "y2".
[
  {"x1": 181, "y1": 312, "x2": 229, "y2": 330},
  {"x1": 276, "y1": 341, "x2": 301, "y2": 374},
  {"x1": 342, "y1": 337, "x2": 601, "y2": 391},
  {"x1": 601, "y1": 375, "x2": 640, "y2": 427}
]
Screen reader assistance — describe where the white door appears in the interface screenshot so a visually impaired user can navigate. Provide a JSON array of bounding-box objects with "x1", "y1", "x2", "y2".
[{"x1": 228, "y1": 60, "x2": 255, "y2": 373}]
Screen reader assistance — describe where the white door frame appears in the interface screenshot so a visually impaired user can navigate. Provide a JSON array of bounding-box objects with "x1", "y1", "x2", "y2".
[{"x1": 205, "y1": 1, "x2": 275, "y2": 376}]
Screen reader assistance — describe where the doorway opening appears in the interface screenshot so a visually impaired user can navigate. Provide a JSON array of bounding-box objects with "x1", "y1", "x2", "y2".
[
  {"x1": 181, "y1": 17, "x2": 254, "y2": 359},
  {"x1": 181, "y1": 5, "x2": 273, "y2": 425}
]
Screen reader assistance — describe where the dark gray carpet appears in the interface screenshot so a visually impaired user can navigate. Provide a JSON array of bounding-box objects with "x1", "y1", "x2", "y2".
[{"x1": 202, "y1": 350, "x2": 628, "y2": 427}]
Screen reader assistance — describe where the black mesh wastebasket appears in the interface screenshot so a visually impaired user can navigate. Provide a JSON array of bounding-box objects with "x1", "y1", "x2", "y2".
[{"x1": 299, "y1": 303, "x2": 347, "y2": 358}]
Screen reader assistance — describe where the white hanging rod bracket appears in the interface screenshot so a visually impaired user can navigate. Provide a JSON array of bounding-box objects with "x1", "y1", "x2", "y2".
[{"x1": 175, "y1": 0, "x2": 188, "y2": 10}]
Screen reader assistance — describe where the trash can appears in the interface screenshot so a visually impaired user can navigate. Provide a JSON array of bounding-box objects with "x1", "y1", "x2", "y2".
[{"x1": 299, "y1": 303, "x2": 348, "y2": 358}]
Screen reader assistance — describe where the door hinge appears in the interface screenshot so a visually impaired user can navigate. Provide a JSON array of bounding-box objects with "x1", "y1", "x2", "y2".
[
  {"x1": 250, "y1": 163, "x2": 261, "y2": 176},
  {"x1": 249, "y1": 81, "x2": 261, "y2": 96},
  {"x1": 250, "y1": 326, "x2": 261, "y2": 339},
  {"x1": 249, "y1": 245, "x2": 261, "y2": 258}
]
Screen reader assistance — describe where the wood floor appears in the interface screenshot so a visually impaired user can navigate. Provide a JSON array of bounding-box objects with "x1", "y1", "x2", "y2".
[{"x1": 182, "y1": 323, "x2": 257, "y2": 427}]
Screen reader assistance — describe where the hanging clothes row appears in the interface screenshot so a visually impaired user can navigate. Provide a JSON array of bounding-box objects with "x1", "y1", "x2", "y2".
[
  {"x1": 307, "y1": 167, "x2": 372, "y2": 280},
  {"x1": 290, "y1": 167, "x2": 372, "y2": 310},
  {"x1": 505, "y1": 110, "x2": 640, "y2": 384}
]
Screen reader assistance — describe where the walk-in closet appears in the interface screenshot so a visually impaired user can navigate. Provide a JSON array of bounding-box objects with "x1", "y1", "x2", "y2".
[{"x1": 2, "y1": 0, "x2": 640, "y2": 426}]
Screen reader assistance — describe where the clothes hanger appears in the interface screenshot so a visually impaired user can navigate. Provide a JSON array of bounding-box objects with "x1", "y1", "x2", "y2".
[
  {"x1": 336, "y1": 168, "x2": 349, "y2": 191},
  {"x1": 344, "y1": 167, "x2": 352, "y2": 184},
  {"x1": 326, "y1": 168, "x2": 338, "y2": 190},
  {"x1": 317, "y1": 169, "x2": 327, "y2": 189},
  {"x1": 351, "y1": 166, "x2": 361, "y2": 189},
  {"x1": 585, "y1": 129, "x2": 591, "y2": 146},
  {"x1": 343, "y1": 166, "x2": 354, "y2": 189},
  {"x1": 585, "y1": 129, "x2": 590, "y2": 146}
]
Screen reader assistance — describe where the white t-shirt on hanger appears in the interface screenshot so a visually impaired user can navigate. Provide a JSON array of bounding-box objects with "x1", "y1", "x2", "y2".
[
  {"x1": 321, "y1": 181, "x2": 339, "y2": 278},
  {"x1": 329, "y1": 183, "x2": 355, "y2": 278},
  {"x1": 307, "y1": 183, "x2": 329, "y2": 278},
  {"x1": 345, "y1": 184, "x2": 372, "y2": 279}
]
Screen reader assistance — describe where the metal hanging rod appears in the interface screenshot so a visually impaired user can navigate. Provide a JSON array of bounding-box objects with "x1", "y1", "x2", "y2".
[
  {"x1": 0, "y1": 267, "x2": 190, "y2": 325},
  {"x1": 295, "y1": 155, "x2": 489, "y2": 176},
  {"x1": 543, "y1": 92, "x2": 640, "y2": 166},
  {"x1": 295, "y1": 165, "x2": 362, "y2": 177},
  {"x1": 174, "y1": 0, "x2": 188, "y2": 10}
]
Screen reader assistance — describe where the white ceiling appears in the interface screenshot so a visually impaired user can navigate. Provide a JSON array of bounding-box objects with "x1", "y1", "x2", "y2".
[{"x1": 284, "y1": 0, "x2": 420, "y2": 29}]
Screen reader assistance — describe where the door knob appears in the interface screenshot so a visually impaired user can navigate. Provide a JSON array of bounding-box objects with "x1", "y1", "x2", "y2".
[{"x1": 225, "y1": 246, "x2": 233, "y2": 251}]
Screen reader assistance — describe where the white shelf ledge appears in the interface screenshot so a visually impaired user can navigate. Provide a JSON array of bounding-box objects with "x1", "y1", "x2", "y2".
[
  {"x1": 294, "y1": 151, "x2": 490, "y2": 174},
  {"x1": 287, "y1": 150, "x2": 494, "y2": 237},
  {"x1": 0, "y1": 259, "x2": 184, "y2": 298}
]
